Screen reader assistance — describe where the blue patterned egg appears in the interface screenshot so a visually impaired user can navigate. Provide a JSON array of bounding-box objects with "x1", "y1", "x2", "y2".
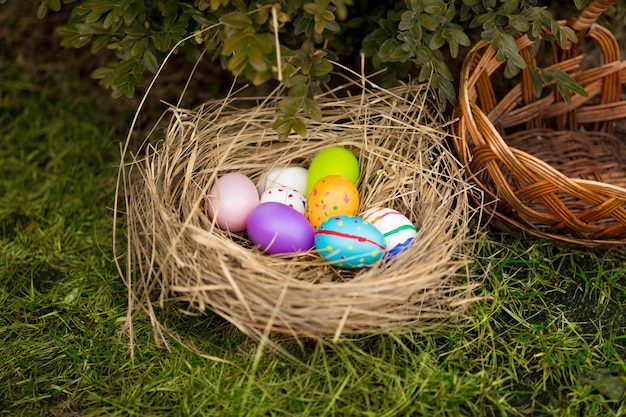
[{"x1": 314, "y1": 215, "x2": 386, "y2": 268}]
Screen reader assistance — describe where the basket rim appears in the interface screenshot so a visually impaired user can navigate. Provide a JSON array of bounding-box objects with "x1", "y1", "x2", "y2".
[{"x1": 453, "y1": 13, "x2": 626, "y2": 247}]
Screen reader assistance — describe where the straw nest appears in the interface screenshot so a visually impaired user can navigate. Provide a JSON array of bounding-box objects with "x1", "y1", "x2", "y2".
[{"x1": 118, "y1": 72, "x2": 481, "y2": 342}]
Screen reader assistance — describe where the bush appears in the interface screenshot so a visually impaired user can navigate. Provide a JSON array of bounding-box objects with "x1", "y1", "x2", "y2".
[{"x1": 24, "y1": 0, "x2": 616, "y2": 138}]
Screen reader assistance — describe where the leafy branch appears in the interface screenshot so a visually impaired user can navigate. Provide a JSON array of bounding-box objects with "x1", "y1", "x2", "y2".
[{"x1": 24, "y1": 0, "x2": 603, "y2": 136}]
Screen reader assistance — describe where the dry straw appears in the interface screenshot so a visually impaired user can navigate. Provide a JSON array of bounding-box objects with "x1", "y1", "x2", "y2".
[{"x1": 115, "y1": 65, "x2": 482, "y2": 345}]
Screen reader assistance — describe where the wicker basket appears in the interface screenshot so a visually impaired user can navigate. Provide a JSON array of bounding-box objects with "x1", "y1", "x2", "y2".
[{"x1": 452, "y1": 0, "x2": 626, "y2": 247}]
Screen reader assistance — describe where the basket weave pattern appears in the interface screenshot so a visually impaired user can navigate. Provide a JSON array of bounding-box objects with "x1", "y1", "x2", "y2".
[{"x1": 453, "y1": 0, "x2": 626, "y2": 247}]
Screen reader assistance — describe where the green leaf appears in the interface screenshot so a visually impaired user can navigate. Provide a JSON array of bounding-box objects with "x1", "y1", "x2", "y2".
[
  {"x1": 560, "y1": 26, "x2": 578, "y2": 44},
  {"x1": 56, "y1": 25, "x2": 93, "y2": 48},
  {"x1": 251, "y1": 33, "x2": 272, "y2": 54},
  {"x1": 36, "y1": 2, "x2": 48, "y2": 19},
  {"x1": 197, "y1": 0, "x2": 212, "y2": 11},
  {"x1": 125, "y1": 24, "x2": 149, "y2": 37},
  {"x1": 438, "y1": 78, "x2": 456, "y2": 104},
  {"x1": 143, "y1": 49, "x2": 160, "y2": 74},
  {"x1": 509, "y1": 15, "x2": 529, "y2": 33},
  {"x1": 246, "y1": 45, "x2": 265, "y2": 64},
  {"x1": 250, "y1": 69, "x2": 271, "y2": 85},
  {"x1": 445, "y1": 2, "x2": 456, "y2": 21},
  {"x1": 568, "y1": 80, "x2": 588, "y2": 98},
  {"x1": 273, "y1": 117, "x2": 293, "y2": 140},
  {"x1": 433, "y1": 58, "x2": 453, "y2": 81},
  {"x1": 423, "y1": 0, "x2": 445, "y2": 14},
  {"x1": 220, "y1": 11, "x2": 252, "y2": 29},
  {"x1": 75, "y1": 1, "x2": 114, "y2": 17},
  {"x1": 48, "y1": 0, "x2": 61, "y2": 12},
  {"x1": 557, "y1": 83, "x2": 572, "y2": 104},
  {"x1": 529, "y1": 39, "x2": 541, "y2": 59},
  {"x1": 399, "y1": 11, "x2": 416, "y2": 30},
  {"x1": 378, "y1": 39, "x2": 396, "y2": 61},
  {"x1": 448, "y1": 39, "x2": 459, "y2": 58},
  {"x1": 500, "y1": 0, "x2": 520, "y2": 15},
  {"x1": 530, "y1": 18, "x2": 542, "y2": 39},
  {"x1": 414, "y1": 45, "x2": 430, "y2": 63},
  {"x1": 417, "y1": 14, "x2": 438, "y2": 31},
  {"x1": 248, "y1": 55, "x2": 268, "y2": 72},
  {"x1": 291, "y1": 117, "x2": 307, "y2": 136},
  {"x1": 288, "y1": 74, "x2": 309, "y2": 87},
  {"x1": 389, "y1": 45, "x2": 412, "y2": 62},
  {"x1": 226, "y1": 51, "x2": 248, "y2": 74},
  {"x1": 447, "y1": 27, "x2": 471, "y2": 46},
  {"x1": 303, "y1": 3, "x2": 318, "y2": 15},
  {"x1": 288, "y1": 83, "x2": 309, "y2": 97},
  {"x1": 323, "y1": 19, "x2": 341, "y2": 33},
  {"x1": 481, "y1": 28, "x2": 497, "y2": 42},
  {"x1": 428, "y1": 31, "x2": 446, "y2": 51},
  {"x1": 310, "y1": 59, "x2": 333, "y2": 77},
  {"x1": 303, "y1": 97, "x2": 322, "y2": 121},
  {"x1": 90, "y1": 35, "x2": 111, "y2": 53},
  {"x1": 102, "y1": 12, "x2": 117, "y2": 29},
  {"x1": 550, "y1": 69, "x2": 589, "y2": 103},
  {"x1": 529, "y1": 66, "x2": 543, "y2": 99},
  {"x1": 508, "y1": 52, "x2": 526, "y2": 70},
  {"x1": 314, "y1": 18, "x2": 325, "y2": 34},
  {"x1": 417, "y1": 63, "x2": 432, "y2": 82},
  {"x1": 221, "y1": 31, "x2": 249, "y2": 55},
  {"x1": 278, "y1": 97, "x2": 302, "y2": 116},
  {"x1": 91, "y1": 65, "x2": 115, "y2": 81},
  {"x1": 131, "y1": 37, "x2": 148, "y2": 58},
  {"x1": 504, "y1": 60, "x2": 521, "y2": 78}
]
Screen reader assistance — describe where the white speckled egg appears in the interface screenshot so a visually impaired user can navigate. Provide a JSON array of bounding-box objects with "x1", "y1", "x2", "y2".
[
  {"x1": 257, "y1": 166, "x2": 308, "y2": 195},
  {"x1": 361, "y1": 207, "x2": 417, "y2": 256},
  {"x1": 314, "y1": 214, "x2": 386, "y2": 268},
  {"x1": 260, "y1": 186, "x2": 306, "y2": 214}
]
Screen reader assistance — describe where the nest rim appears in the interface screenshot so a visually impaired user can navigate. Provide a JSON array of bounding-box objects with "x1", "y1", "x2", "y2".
[{"x1": 119, "y1": 71, "x2": 482, "y2": 341}]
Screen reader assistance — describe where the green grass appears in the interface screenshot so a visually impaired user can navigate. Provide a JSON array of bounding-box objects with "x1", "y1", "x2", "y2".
[{"x1": 1, "y1": 63, "x2": 626, "y2": 417}]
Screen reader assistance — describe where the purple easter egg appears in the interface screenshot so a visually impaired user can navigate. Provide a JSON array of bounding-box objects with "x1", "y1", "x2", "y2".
[{"x1": 246, "y1": 202, "x2": 315, "y2": 254}]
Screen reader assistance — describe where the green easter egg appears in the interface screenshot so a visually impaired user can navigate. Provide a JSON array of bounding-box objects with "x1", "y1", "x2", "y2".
[{"x1": 306, "y1": 147, "x2": 359, "y2": 194}]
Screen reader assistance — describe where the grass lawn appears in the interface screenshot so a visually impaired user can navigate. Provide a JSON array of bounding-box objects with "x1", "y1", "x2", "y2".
[{"x1": 1, "y1": 10, "x2": 626, "y2": 417}]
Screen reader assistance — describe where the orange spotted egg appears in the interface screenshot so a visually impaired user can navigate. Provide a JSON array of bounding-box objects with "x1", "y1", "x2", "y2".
[{"x1": 305, "y1": 175, "x2": 359, "y2": 229}]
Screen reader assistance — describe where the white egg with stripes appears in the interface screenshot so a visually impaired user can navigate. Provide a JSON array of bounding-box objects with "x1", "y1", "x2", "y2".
[{"x1": 361, "y1": 207, "x2": 417, "y2": 256}]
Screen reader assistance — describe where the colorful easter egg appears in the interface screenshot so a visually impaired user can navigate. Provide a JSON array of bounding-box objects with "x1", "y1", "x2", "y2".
[
  {"x1": 306, "y1": 147, "x2": 359, "y2": 194},
  {"x1": 260, "y1": 186, "x2": 306, "y2": 214},
  {"x1": 314, "y1": 214, "x2": 386, "y2": 268},
  {"x1": 305, "y1": 175, "x2": 359, "y2": 229},
  {"x1": 246, "y1": 202, "x2": 315, "y2": 254},
  {"x1": 361, "y1": 207, "x2": 418, "y2": 256},
  {"x1": 257, "y1": 166, "x2": 308, "y2": 195},
  {"x1": 206, "y1": 172, "x2": 260, "y2": 232}
]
